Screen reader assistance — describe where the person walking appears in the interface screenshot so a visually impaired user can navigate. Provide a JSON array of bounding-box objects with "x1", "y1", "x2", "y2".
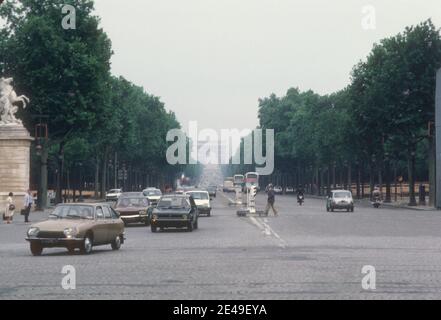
[
  {"x1": 264, "y1": 184, "x2": 278, "y2": 216},
  {"x1": 4, "y1": 192, "x2": 15, "y2": 224},
  {"x1": 23, "y1": 189, "x2": 33, "y2": 223}
]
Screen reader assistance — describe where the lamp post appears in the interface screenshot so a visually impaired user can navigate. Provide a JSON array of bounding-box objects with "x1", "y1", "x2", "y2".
[{"x1": 34, "y1": 122, "x2": 48, "y2": 210}]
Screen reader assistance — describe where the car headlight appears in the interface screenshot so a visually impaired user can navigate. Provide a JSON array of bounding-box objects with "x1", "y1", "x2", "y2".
[
  {"x1": 27, "y1": 227, "x2": 39, "y2": 237},
  {"x1": 182, "y1": 214, "x2": 188, "y2": 220},
  {"x1": 63, "y1": 227, "x2": 77, "y2": 238},
  {"x1": 139, "y1": 210, "x2": 146, "y2": 215}
]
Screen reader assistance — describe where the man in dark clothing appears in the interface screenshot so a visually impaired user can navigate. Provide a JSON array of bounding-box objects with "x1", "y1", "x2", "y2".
[
  {"x1": 23, "y1": 189, "x2": 33, "y2": 223},
  {"x1": 264, "y1": 184, "x2": 278, "y2": 216}
]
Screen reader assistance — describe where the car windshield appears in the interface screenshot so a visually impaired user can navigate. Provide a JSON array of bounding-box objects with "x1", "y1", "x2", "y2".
[
  {"x1": 50, "y1": 205, "x2": 94, "y2": 219},
  {"x1": 143, "y1": 190, "x2": 162, "y2": 196},
  {"x1": 117, "y1": 197, "x2": 149, "y2": 208},
  {"x1": 108, "y1": 189, "x2": 121, "y2": 193},
  {"x1": 187, "y1": 192, "x2": 209, "y2": 200},
  {"x1": 334, "y1": 192, "x2": 351, "y2": 198},
  {"x1": 157, "y1": 197, "x2": 190, "y2": 209}
]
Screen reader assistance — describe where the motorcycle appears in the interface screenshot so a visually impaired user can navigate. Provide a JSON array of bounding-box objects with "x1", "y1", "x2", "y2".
[
  {"x1": 372, "y1": 196, "x2": 381, "y2": 208},
  {"x1": 297, "y1": 194, "x2": 304, "y2": 206}
]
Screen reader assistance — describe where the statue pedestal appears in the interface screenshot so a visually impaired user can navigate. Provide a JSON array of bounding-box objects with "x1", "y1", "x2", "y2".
[{"x1": 0, "y1": 125, "x2": 33, "y2": 212}]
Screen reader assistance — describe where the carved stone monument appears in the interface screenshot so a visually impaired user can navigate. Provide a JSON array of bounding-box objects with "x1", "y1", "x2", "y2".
[{"x1": 0, "y1": 77, "x2": 33, "y2": 212}]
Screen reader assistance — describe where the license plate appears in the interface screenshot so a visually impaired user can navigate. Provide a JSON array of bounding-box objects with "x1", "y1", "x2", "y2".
[{"x1": 42, "y1": 239, "x2": 58, "y2": 245}]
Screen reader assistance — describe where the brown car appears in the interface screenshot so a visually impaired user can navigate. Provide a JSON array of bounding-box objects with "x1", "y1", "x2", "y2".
[
  {"x1": 26, "y1": 203, "x2": 125, "y2": 256},
  {"x1": 114, "y1": 195, "x2": 150, "y2": 226}
]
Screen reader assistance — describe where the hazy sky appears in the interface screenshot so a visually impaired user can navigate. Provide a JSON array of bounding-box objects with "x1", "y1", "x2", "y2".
[{"x1": 48, "y1": 1, "x2": 441, "y2": 132}]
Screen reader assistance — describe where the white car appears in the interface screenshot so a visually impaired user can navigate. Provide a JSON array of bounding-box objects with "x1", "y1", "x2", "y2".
[
  {"x1": 142, "y1": 188, "x2": 162, "y2": 206},
  {"x1": 106, "y1": 189, "x2": 122, "y2": 201},
  {"x1": 274, "y1": 186, "x2": 283, "y2": 194},
  {"x1": 285, "y1": 186, "x2": 294, "y2": 194},
  {"x1": 185, "y1": 190, "x2": 211, "y2": 216},
  {"x1": 326, "y1": 190, "x2": 354, "y2": 212}
]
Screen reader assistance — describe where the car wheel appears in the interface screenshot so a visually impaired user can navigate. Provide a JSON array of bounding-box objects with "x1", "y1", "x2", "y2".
[
  {"x1": 331, "y1": 206, "x2": 334, "y2": 212},
  {"x1": 207, "y1": 211, "x2": 211, "y2": 217},
  {"x1": 187, "y1": 221, "x2": 193, "y2": 232},
  {"x1": 80, "y1": 235, "x2": 93, "y2": 255},
  {"x1": 111, "y1": 235, "x2": 122, "y2": 250},
  {"x1": 151, "y1": 225, "x2": 157, "y2": 233},
  {"x1": 194, "y1": 219, "x2": 198, "y2": 229},
  {"x1": 351, "y1": 207, "x2": 354, "y2": 212},
  {"x1": 30, "y1": 242, "x2": 43, "y2": 256}
]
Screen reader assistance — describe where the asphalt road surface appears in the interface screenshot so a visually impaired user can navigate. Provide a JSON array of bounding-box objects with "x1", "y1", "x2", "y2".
[{"x1": 2, "y1": 193, "x2": 441, "y2": 299}]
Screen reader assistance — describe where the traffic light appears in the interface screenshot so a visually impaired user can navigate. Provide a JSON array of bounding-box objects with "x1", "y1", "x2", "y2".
[{"x1": 250, "y1": 186, "x2": 257, "y2": 198}]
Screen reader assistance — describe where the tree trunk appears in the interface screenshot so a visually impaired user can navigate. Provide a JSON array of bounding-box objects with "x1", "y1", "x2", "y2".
[
  {"x1": 429, "y1": 136, "x2": 436, "y2": 207},
  {"x1": 361, "y1": 163, "x2": 365, "y2": 199},
  {"x1": 356, "y1": 163, "x2": 361, "y2": 199},
  {"x1": 100, "y1": 152, "x2": 108, "y2": 199},
  {"x1": 385, "y1": 158, "x2": 391, "y2": 203},
  {"x1": 55, "y1": 143, "x2": 64, "y2": 204},
  {"x1": 369, "y1": 162, "x2": 374, "y2": 200},
  {"x1": 408, "y1": 150, "x2": 417, "y2": 206},
  {"x1": 332, "y1": 164, "x2": 336, "y2": 189},
  {"x1": 327, "y1": 165, "x2": 331, "y2": 195},
  {"x1": 94, "y1": 157, "x2": 100, "y2": 198},
  {"x1": 347, "y1": 163, "x2": 352, "y2": 193}
]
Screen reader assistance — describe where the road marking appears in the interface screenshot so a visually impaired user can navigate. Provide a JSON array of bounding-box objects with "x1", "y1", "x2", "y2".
[
  {"x1": 249, "y1": 216, "x2": 287, "y2": 248},
  {"x1": 219, "y1": 191, "x2": 236, "y2": 204}
]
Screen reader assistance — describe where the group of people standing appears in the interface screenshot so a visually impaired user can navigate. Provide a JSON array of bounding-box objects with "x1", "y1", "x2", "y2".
[{"x1": 3, "y1": 190, "x2": 33, "y2": 224}]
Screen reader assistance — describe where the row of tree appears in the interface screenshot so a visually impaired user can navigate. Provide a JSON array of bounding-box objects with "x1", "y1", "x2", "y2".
[
  {"x1": 226, "y1": 20, "x2": 441, "y2": 206},
  {"x1": 0, "y1": 0, "x2": 199, "y2": 208}
]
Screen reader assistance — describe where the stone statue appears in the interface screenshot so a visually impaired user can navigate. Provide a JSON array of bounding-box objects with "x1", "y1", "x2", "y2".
[{"x1": 0, "y1": 77, "x2": 30, "y2": 125}]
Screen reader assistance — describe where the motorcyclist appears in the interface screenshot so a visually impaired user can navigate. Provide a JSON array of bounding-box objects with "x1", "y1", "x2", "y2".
[
  {"x1": 372, "y1": 185, "x2": 382, "y2": 201},
  {"x1": 296, "y1": 185, "x2": 305, "y2": 203}
]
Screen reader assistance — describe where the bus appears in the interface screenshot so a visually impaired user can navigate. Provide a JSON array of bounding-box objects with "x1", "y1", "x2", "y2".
[
  {"x1": 233, "y1": 174, "x2": 245, "y2": 188},
  {"x1": 223, "y1": 177, "x2": 235, "y2": 193},
  {"x1": 245, "y1": 172, "x2": 259, "y2": 190}
]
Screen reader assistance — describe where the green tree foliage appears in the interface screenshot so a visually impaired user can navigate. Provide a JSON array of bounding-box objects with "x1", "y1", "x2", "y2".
[
  {"x1": 0, "y1": 0, "x2": 200, "y2": 203},
  {"x1": 253, "y1": 20, "x2": 441, "y2": 202}
]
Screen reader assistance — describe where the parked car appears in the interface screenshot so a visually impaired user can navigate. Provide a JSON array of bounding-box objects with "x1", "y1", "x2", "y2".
[
  {"x1": 114, "y1": 196, "x2": 150, "y2": 226},
  {"x1": 106, "y1": 189, "x2": 122, "y2": 201},
  {"x1": 206, "y1": 185, "x2": 217, "y2": 198},
  {"x1": 150, "y1": 194, "x2": 198, "y2": 232},
  {"x1": 274, "y1": 186, "x2": 283, "y2": 194},
  {"x1": 185, "y1": 190, "x2": 211, "y2": 216},
  {"x1": 25, "y1": 203, "x2": 125, "y2": 256},
  {"x1": 142, "y1": 188, "x2": 162, "y2": 206},
  {"x1": 285, "y1": 186, "x2": 294, "y2": 194},
  {"x1": 326, "y1": 190, "x2": 354, "y2": 212}
]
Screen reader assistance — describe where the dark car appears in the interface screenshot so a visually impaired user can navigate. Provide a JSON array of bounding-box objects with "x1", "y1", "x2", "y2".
[
  {"x1": 114, "y1": 196, "x2": 150, "y2": 226},
  {"x1": 26, "y1": 203, "x2": 125, "y2": 256},
  {"x1": 206, "y1": 185, "x2": 217, "y2": 198},
  {"x1": 150, "y1": 194, "x2": 198, "y2": 232}
]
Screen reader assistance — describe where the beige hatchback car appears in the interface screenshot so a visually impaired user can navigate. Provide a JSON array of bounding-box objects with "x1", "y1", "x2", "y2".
[{"x1": 26, "y1": 203, "x2": 125, "y2": 256}]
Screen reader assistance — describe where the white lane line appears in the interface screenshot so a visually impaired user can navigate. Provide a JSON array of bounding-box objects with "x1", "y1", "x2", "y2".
[
  {"x1": 219, "y1": 192, "x2": 236, "y2": 204},
  {"x1": 250, "y1": 216, "x2": 287, "y2": 248}
]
